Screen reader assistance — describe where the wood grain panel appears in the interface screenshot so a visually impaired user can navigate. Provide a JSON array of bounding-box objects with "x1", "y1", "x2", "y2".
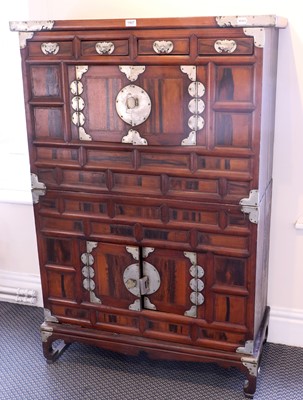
[{"x1": 30, "y1": 65, "x2": 61, "y2": 98}]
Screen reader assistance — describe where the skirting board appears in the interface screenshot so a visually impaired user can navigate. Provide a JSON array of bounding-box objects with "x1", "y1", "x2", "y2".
[
  {"x1": 0, "y1": 269, "x2": 43, "y2": 307},
  {"x1": 268, "y1": 307, "x2": 303, "y2": 347},
  {"x1": 0, "y1": 268, "x2": 302, "y2": 347}
]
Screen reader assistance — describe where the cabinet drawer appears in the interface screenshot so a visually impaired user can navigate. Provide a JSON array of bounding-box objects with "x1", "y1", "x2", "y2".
[
  {"x1": 81, "y1": 39, "x2": 129, "y2": 56},
  {"x1": 198, "y1": 38, "x2": 254, "y2": 55},
  {"x1": 138, "y1": 38, "x2": 190, "y2": 55},
  {"x1": 28, "y1": 41, "x2": 73, "y2": 57}
]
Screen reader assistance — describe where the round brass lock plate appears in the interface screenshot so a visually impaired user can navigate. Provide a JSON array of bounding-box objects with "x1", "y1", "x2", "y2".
[{"x1": 116, "y1": 84, "x2": 151, "y2": 127}]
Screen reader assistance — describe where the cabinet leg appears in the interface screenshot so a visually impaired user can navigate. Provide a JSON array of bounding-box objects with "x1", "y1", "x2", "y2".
[
  {"x1": 41, "y1": 324, "x2": 71, "y2": 363},
  {"x1": 243, "y1": 374, "x2": 257, "y2": 399},
  {"x1": 42, "y1": 338, "x2": 70, "y2": 363}
]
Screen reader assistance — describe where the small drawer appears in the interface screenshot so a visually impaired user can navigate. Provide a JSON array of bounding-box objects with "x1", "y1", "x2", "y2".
[
  {"x1": 198, "y1": 38, "x2": 254, "y2": 55},
  {"x1": 28, "y1": 41, "x2": 73, "y2": 57},
  {"x1": 81, "y1": 40, "x2": 129, "y2": 56},
  {"x1": 138, "y1": 38, "x2": 190, "y2": 55}
]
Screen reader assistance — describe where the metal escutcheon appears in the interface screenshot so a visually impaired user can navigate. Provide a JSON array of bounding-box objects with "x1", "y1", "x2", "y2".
[
  {"x1": 95, "y1": 41, "x2": 115, "y2": 55},
  {"x1": 116, "y1": 84, "x2": 151, "y2": 127},
  {"x1": 153, "y1": 40, "x2": 174, "y2": 54},
  {"x1": 214, "y1": 39, "x2": 237, "y2": 53}
]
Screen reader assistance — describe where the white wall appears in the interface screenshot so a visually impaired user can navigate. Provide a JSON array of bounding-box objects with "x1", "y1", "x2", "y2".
[
  {"x1": 0, "y1": 2, "x2": 42, "y2": 305},
  {"x1": 1, "y1": 0, "x2": 303, "y2": 345}
]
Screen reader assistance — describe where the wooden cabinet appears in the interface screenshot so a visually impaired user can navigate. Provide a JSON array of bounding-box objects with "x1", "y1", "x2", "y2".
[{"x1": 10, "y1": 15, "x2": 287, "y2": 398}]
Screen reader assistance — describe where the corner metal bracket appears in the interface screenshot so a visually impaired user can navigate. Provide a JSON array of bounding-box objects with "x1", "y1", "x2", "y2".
[
  {"x1": 236, "y1": 340, "x2": 254, "y2": 355},
  {"x1": 10, "y1": 21, "x2": 55, "y2": 49},
  {"x1": 122, "y1": 129, "x2": 148, "y2": 145},
  {"x1": 241, "y1": 356, "x2": 259, "y2": 377},
  {"x1": 119, "y1": 66, "x2": 146, "y2": 82},
  {"x1": 19, "y1": 32, "x2": 34, "y2": 49},
  {"x1": 40, "y1": 322, "x2": 54, "y2": 342},
  {"x1": 243, "y1": 28, "x2": 265, "y2": 48},
  {"x1": 215, "y1": 15, "x2": 287, "y2": 28},
  {"x1": 44, "y1": 309, "x2": 59, "y2": 323},
  {"x1": 239, "y1": 189, "x2": 259, "y2": 224},
  {"x1": 9, "y1": 20, "x2": 55, "y2": 32},
  {"x1": 31, "y1": 173, "x2": 46, "y2": 204}
]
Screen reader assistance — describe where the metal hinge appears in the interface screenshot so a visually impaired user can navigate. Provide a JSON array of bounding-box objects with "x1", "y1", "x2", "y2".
[
  {"x1": 184, "y1": 252, "x2": 205, "y2": 318},
  {"x1": 239, "y1": 189, "x2": 259, "y2": 224},
  {"x1": 31, "y1": 173, "x2": 46, "y2": 204},
  {"x1": 81, "y1": 241, "x2": 101, "y2": 304}
]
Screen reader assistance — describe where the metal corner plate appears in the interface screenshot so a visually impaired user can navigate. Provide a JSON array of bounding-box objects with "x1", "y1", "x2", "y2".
[
  {"x1": 9, "y1": 20, "x2": 55, "y2": 32},
  {"x1": 215, "y1": 15, "x2": 287, "y2": 28}
]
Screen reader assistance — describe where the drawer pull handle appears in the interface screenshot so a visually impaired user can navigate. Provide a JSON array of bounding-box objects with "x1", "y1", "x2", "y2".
[
  {"x1": 95, "y1": 41, "x2": 115, "y2": 55},
  {"x1": 41, "y1": 42, "x2": 59, "y2": 55},
  {"x1": 153, "y1": 40, "x2": 174, "y2": 54},
  {"x1": 214, "y1": 39, "x2": 237, "y2": 53}
]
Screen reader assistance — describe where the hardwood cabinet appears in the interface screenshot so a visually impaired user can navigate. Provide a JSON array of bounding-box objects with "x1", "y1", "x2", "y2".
[{"x1": 10, "y1": 15, "x2": 287, "y2": 398}]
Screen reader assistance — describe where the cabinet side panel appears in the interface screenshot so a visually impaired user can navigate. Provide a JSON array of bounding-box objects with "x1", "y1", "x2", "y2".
[
  {"x1": 258, "y1": 28, "x2": 279, "y2": 199},
  {"x1": 254, "y1": 181, "x2": 272, "y2": 337},
  {"x1": 254, "y1": 29, "x2": 279, "y2": 336}
]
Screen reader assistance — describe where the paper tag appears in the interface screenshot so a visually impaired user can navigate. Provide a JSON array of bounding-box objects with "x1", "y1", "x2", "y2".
[
  {"x1": 125, "y1": 19, "x2": 137, "y2": 27},
  {"x1": 236, "y1": 17, "x2": 248, "y2": 26}
]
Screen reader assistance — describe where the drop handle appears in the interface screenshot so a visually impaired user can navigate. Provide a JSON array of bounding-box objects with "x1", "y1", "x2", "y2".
[
  {"x1": 125, "y1": 279, "x2": 137, "y2": 290},
  {"x1": 126, "y1": 95, "x2": 139, "y2": 109}
]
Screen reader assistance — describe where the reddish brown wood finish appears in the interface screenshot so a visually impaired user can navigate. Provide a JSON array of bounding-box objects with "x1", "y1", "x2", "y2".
[{"x1": 12, "y1": 17, "x2": 285, "y2": 398}]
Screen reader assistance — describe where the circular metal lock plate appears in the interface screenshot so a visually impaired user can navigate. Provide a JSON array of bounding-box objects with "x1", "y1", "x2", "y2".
[
  {"x1": 116, "y1": 84, "x2": 151, "y2": 127},
  {"x1": 123, "y1": 263, "x2": 140, "y2": 297},
  {"x1": 143, "y1": 262, "x2": 161, "y2": 295}
]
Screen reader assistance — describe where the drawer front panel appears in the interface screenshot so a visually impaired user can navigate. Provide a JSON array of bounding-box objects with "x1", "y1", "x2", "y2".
[
  {"x1": 27, "y1": 41, "x2": 73, "y2": 57},
  {"x1": 198, "y1": 37, "x2": 254, "y2": 55},
  {"x1": 81, "y1": 39, "x2": 129, "y2": 56},
  {"x1": 138, "y1": 38, "x2": 190, "y2": 55}
]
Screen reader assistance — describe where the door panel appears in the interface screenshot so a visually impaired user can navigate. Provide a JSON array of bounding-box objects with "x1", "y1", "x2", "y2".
[
  {"x1": 67, "y1": 64, "x2": 207, "y2": 146},
  {"x1": 142, "y1": 248, "x2": 206, "y2": 318},
  {"x1": 82, "y1": 242, "x2": 140, "y2": 310}
]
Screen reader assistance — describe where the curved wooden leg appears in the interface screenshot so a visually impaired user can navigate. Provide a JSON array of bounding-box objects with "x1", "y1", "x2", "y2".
[
  {"x1": 41, "y1": 324, "x2": 70, "y2": 363},
  {"x1": 42, "y1": 338, "x2": 71, "y2": 363}
]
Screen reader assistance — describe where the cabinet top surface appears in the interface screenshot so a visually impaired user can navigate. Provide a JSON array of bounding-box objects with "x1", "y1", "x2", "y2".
[{"x1": 9, "y1": 15, "x2": 287, "y2": 32}]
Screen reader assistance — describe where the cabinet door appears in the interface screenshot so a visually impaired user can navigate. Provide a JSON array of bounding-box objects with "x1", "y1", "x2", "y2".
[
  {"x1": 84, "y1": 242, "x2": 206, "y2": 317},
  {"x1": 81, "y1": 241, "x2": 140, "y2": 310},
  {"x1": 142, "y1": 248, "x2": 205, "y2": 318},
  {"x1": 67, "y1": 64, "x2": 207, "y2": 146}
]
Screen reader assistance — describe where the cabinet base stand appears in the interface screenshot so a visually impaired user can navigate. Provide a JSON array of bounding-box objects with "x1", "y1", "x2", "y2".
[{"x1": 41, "y1": 307, "x2": 270, "y2": 399}]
